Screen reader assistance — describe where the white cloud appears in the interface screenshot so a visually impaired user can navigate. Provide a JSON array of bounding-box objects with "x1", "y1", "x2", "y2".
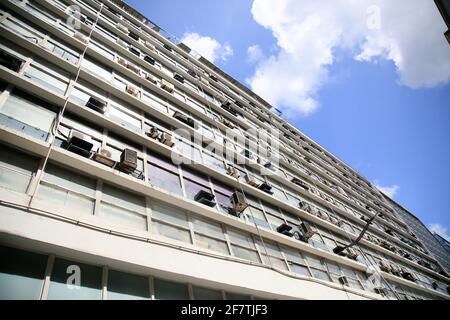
[
  {"x1": 428, "y1": 224, "x2": 450, "y2": 242},
  {"x1": 248, "y1": 0, "x2": 450, "y2": 118},
  {"x1": 247, "y1": 45, "x2": 264, "y2": 62},
  {"x1": 374, "y1": 183, "x2": 400, "y2": 198},
  {"x1": 181, "y1": 32, "x2": 233, "y2": 63}
]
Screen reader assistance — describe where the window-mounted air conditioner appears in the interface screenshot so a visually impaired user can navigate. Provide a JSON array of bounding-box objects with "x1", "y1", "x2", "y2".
[
  {"x1": 230, "y1": 191, "x2": 248, "y2": 215},
  {"x1": 221, "y1": 117, "x2": 235, "y2": 129},
  {"x1": 346, "y1": 248, "x2": 359, "y2": 260},
  {"x1": 245, "y1": 174, "x2": 260, "y2": 188},
  {"x1": 127, "y1": 62, "x2": 140, "y2": 75},
  {"x1": 67, "y1": 130, "x2": 93, "y2": 158},
  {"x1": 93, "y1": 147, "x2": 115, "y2": 167},
  {"x1": 159, "y1": 133, "x2": 175, "y2": 147},
  {"x1": 378, "y1": 260, "x2": 391, "y2": 272},
  {"x1": 400, "y1": 270, "x2": 416, "y2": 282},
  {"x1": 0, "y1": 50, "x2": 23, "y2": 72},
  {"x1": 338, "y1": 276, "x2": 349, "y2": 286},
  {"x1": 209, "y1": 74, "x2": 218, "y2": 82},
  {"x1": 144, "y1": 41, "x2": 155, "y2": 51},
  {"x1": 227, "y1": 166, "x2": 240, "y2": 179},
  {"x1": 187, "y1": 70, "x2": 197, "y2": 79},
  {"x1": 161, "y1": 79, "x2": 174, "y2": 93},
  {"x1": 277, "y1": 224, "x2": 293, "y2": 237},
  {"x1": 163, "y1": 43, "x2": 172, "y2": 52},
  {"x1": 117, "y1": 22, "x2": 129, "y2": 34},
  {"x1": 120, "y1": 149, "x2": 138, "y2": 173},
  {"x1": 374, "y1": 287, "x2": 388, "y2": 295},
  {"x1": 145, "y1": 73, "x2": 157, "y2": 84},
  {"x1": 126, "y1": 84, "x2": 139, "y2": 98},
  {"x1": 73, "y1": 32, "x2": 89, "y2": 45},
  {"x1": 258, "y1": 182, "x2": 273, "y2": 195},
  {"x1": 173, "y1": 112, "x2": 195, "y2": 129},
  {"x1": 194, "y1": 190, "x2": 216, "y2": 207},
  {"x1": 390, "y1": 264, "x2": 401, "y2": 276},
  {"x1": 144, "y1": 55, "x2": 155, "y2": 66},
  {"x1": 432, "y1": 282, "x2": 439, "y2": 290},
  {"x1": 385, "y1": 229, "x2": 395, "y2": 236},
  {"x1": 85, "y1": 97, "x2": 107, "y2": 114},
  {"x1": 291, "y1": 177, "x2": 309, "y2": 190},
  {"x1": 116, "y1": 56, "x2": 128, "y2": 67},
  {"x1": 116, "y1": 38, "x2": 128, "y2": 49},
  {"x1": 242, "y1": 149, "x2": 253, "y2": 159},
  {"x1": 221, "y1": 101, "x2": 238, "y2": 117},
  {"x1": 128, "y1": 32, "x2": 140, "y2": 41},
  {"x1": 146, "y1": 126, "x2": 160, "y2": 139},
  {"x1": 174, "y1": 73, "x2": 185, "y2": 84},
  {"x1": 264, "y1": 162, "x2": 275, "y2": 170},
  {"x1": 300, "y1": 222, "x2": 316, "y2": 239},
  {"x1": 129, "y1": 47, "x2": 141, "y2": 57}
]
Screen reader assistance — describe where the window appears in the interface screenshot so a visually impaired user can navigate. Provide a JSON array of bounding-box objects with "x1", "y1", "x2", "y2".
[
  {"x1": 0, "y1": 90, "x2": 57, "y2": 141},
  {"x1": 227, "y1": 229, "x2": 260, "y2": 263},
  {"x1": 38, "y1": 164, "x2": 96, "y2": 216},
  {"x1": 225, "y1": 292, "x2": 251, "y2": 300},
  {"x1": 192, "y1": 216, "x2": 229, "y2": 254},
  {"x1": 24, "y1": 61, "x2": 69, "y2": 96},
  {"x1": 151, "y1": 203, "x2": 191, "y2": 244},
  {"x1": 108, "y1": 104, "x2": 142, "y2": 133},
  {"x1": 182, "y1": 166, "x2": 213, "y2": 202},
  {"x1": 148, "y1": 152, "x2": 183, "y2": 196},
  {"x1": 0, "y1": 144, "x2": 39, "y2": 193},
  {"x1": 107, "y1": 270, "x2": 149, "y2": 300},
  {"x1": 47, "y1": 258, "x2": 102, "y2": 300},
  {"x1": 192, "y1": 286, "x2": 223, "y2": 300},
  {"x1": 100, "y1": 184, "x2": 147, "y2": 231},
  {"x1": 0, "y1": 246, "x2": 47, "y2": 300},
  {"x1": 0, "y1": 49, "x2": 23, "y2": 72},
  {"x1": 154, "y1": 278, "x2": 189, "y2": 300}
]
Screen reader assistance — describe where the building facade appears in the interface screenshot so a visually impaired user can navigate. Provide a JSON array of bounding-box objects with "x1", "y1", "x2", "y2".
[
  {"x1": 433, "y1": 234, "x2": 450, "y2": 253},
  {"x1": 383, "y1": 196, "x2": 450, "y2": 275},
  {"x1": 0, "y1": 0, "x2": 449, "y2": 300}
]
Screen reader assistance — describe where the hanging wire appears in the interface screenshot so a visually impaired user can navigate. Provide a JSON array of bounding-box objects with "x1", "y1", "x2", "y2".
[{"x1": 27, "y1": 4, "x2": 105, "y2": 208}]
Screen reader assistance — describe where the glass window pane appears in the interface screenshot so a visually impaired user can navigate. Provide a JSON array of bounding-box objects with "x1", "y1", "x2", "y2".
[
  {"x1": 107, "y1": 270, "x2": 149, "y2": 300},
  {"x1": 226, "y1": 292, "x2": 251, "y2": 300},
  {"x1": 231, "y1": 245, "x2": 260, "y2": 263},
  {"x1": 192, "y1": 286, "x2": 223, "y2": 300},
  {"x1": 102, "y1": 184, "x2": 145, "y2": 214},
  {"x1": 148, "y1": 164, "x2": 183, "y2": 196},
  {"x1": 99, "y1": 203, "x2": 147, "y2": 231},
  {"x1": 152, "y1": 221, "x2": 191, "y2": 243},
  {"x1": 154, "y1": 278, "x2": 189, "y2": 300},
  {"x1": 0, "y1": 145, "x2": 38, "y2": 193},
  {"x1": 289, "y1": 263, "x2": 311, "y2": 277},
  {"x1": 191, "y1": 217, "x2": 224, "y2": 239},
  {"x1": 0, "y1": 246, "x2": 47, "y2": 300},
  {"x1": 47, "y1": 258, "x2": 102, "y2": 300},
  {"x1": 195, "y1": 234, "x2": 229, "y2": 254}
]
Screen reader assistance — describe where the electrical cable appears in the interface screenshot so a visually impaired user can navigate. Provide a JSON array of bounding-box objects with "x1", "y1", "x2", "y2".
[{"x1": 27, "y1": 4, "x2": 104, "y2": 208}]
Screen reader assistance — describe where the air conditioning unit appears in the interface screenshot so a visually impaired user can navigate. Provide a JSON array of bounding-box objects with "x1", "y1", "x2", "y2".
[
  {"x1": 258, "y1": 182, "x2": 274, "y2": 195},
  {"x1": 117, "y1": 22, "x2": 129, "y2": 34},
  {"x1": 346, "y1": 248, "x2": 359, "y2": 260},
  {"x1": 221, "y1": 118, "x2": 235, "y2": 129},
  {"x1": 277, "y1": 224, "x2": 294, "y2": 237},
  {"x1": 385, "y1": 229, "x2": 395, "y2": 236},
  {"x1": 145, "y1": 73, "x2": 157, "y2": 84},
  {"x1": 128, "y1": 32, "x2": 140, "y2": 41},
  {"x1": 230, "y1": 191, "x2": 248, "y2": 214},
  {"x1": 209, "y1": 74, "x2": 218, "y2": 82},
  {"x1": 291, "y1": 177, "x2": 309, "y2": 190},
  {"x1": 226, "y1": 166, "x2": 240, "y2": 179},
  {"x1": 127, "y1": 62, "x2": 140, "y2": 74},
  {"x1": 120, "y1": 149, "x2": 138, "y2": 173},
  {"x1": 159, "y1": 133, "x2": 175, "y2": 147},
  {"x1": 126, "y1": 84, "x2": 139, "y2": 98},
  {"x1": 390, "y1": 264, "x2": 402, "y2": 276},
  {"x1": 400, "y1": 270, "x2": 416, "y2": 282},
  {"x1": 144, "y1": 41, "x2": 155, "y2": 51},
  {"x1": 129, "y1": 47, "x2": 141, "y2": 57},
  {"x1": 93, "y1": 147, "x2": 115, "y2": 167},
  {"x1": 378, "y1": 260, "x2": 391, "y2": 273},
  {"x1": 338, "y1": 276, "x2": 349, "y2": 286},
  {"x1": 161, "y1": 79, "x2": 174, "y2": 93},
  {"x1": 245, "y1": 174, "x2": 260, "y2": 188},
  {"x1": 116, "y1": 56, "x2": 128, "y2": 67},
  {"x1": 85, "y1": 97, "x2": 107, "y2": 114},
  {"x1": 67, "y1": 130, "x2": 93, "y2": 158},
  {"x1": 163, "y1": 43, "x2": 172, "y2": 52},
  {"x1": 300, "y1": 222, "x2": 316, "y2": 239},
  {"x1": 146, "y1": 126, "x2": 160, "y2": 139},
  {"x1": 194, "y1": 190, "x2": 216, "y2": 207},
  {"x1": 116, "y1": 38, "x2": 128, "y2": 48},
  {"x1": 174, "y1": 73, "x2": 185, "y2": 83},
  {"x1": 144, "y1": 55, "x2": 155, "y2": 66},
  {"x1": 173, "y1": 112, "x2": 196, "y2": 129},
  {"x1": 187, "y1": 70, "x2": 198, "y2": 79},
  {"x1": 242, "y1": 149, "x2": 253, "y2": 159},
  {"x1": 432, "y1": 282, "x2": 439, "y2": 290},
  {"x1": 374, "y1": 287, "x2": 388, "y2": 295},
  {"x1": 74, "y1": 32, "x2": 89, "y2": 45}
]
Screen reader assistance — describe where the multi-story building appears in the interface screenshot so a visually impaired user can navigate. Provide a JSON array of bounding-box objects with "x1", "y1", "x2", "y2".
[
  {"x1": 435, "y1": 0, "x2": 450, "y2": 45},
  {"x1": 433, "y1": 234, "x2": 450, "y2": 253},
  {"x1": 383, "y1": 195, "x2": 450, "y2": 275},
  {"x1": 0, "y1": 0, "x2": 449, "y2": 300}
]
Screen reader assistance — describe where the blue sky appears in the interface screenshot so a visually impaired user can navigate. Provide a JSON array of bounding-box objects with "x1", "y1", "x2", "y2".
[{"x1": 125, "y1": 0, "x2": 450, "y2": 240}]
